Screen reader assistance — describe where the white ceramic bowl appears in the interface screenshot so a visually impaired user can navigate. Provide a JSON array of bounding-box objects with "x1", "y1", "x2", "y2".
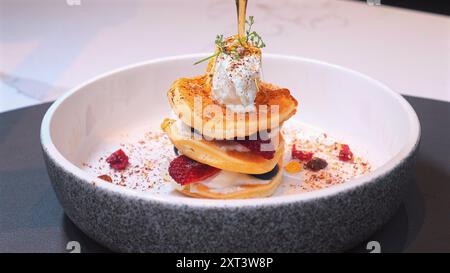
[{"x1": 41, "y1": 54, "x2": 420, "y2": 252}]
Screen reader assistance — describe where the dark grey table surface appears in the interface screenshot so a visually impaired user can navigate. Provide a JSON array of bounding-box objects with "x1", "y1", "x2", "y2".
[{"x1": 0, "y1": 96, "x2": 449, "y2": 253}]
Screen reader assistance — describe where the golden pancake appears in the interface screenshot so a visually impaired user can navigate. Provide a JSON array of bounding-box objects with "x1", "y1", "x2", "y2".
[
  {"x1": 161, "y1": 118, "x2": 284, "y2": 174},
  {"x1": 167, "y1": 75, "x2": 298, "y2": 140},
  {"x1": 177, "y1": 158, "x2": 283, "y2": 199}
]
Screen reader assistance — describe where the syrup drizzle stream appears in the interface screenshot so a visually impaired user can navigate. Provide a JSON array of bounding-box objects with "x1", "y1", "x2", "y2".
[{"x1": 236, "y1": 0, "x2": 248, "y2": 38}]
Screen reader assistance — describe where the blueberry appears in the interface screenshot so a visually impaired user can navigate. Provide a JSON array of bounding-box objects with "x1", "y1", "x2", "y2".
[
  {"x1": 174, "y1": 146, "x2": 179, "y2": 156},
  {"x1": 250, "y1": 165, "x2": 279, "y2": 180},
  {"x1": 305, "y1": 157, "x2": 328, "y2": 171},
  {"x1": 188, "y1": 126, "x2": 204, "y2": 138}
]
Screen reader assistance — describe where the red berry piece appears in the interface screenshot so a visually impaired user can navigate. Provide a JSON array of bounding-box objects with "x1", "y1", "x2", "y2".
[
  {"x1": 291, "y1": 144, "x2": 314, "y2": 161},
  {"x1": 338, "y1": 144, "x2": 353, "y2": 162},
  {"x1": 168, "y1": 155, "x2": 220, "y2": 185},
  {"x1": 235, "y1": 133, "x2": 275, "y2": 159},
  {"x1": 106, "y1": 149, "x2": 129, "y2": 170}
]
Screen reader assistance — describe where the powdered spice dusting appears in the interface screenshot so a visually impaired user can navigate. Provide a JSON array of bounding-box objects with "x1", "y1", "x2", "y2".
[
  {"x1": 280, "y1": 121, "x2": 372, "y2": 195},
  {"x1": 82, "y1": 131, "x2": 177, "y2": 194},
  {"x1": 82, "y1": 121, "x2": 371, "y2": 197}
]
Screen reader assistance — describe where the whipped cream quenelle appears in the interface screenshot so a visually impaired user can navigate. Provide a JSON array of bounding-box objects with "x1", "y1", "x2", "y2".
[{"x1": 211, "y1": 51, "x2": 262, "y2": 112}]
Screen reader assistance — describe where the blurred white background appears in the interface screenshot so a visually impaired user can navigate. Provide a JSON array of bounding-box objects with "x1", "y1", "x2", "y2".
[{"x1": 0, "y1": 0, "x2": 449, "y2": 113}]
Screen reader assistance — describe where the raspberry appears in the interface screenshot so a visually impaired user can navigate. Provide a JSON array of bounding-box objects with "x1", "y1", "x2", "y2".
[
  {"x1": 291, "y1": 144, "x2": 313, "y2": 161},
  {"x1": 106, "y1": 149, "x2": 129, "y2": 170},
  {"x1": 235, "y1": 133, "x2": 275, "y2": 159},
  {"x1": 168, "y1": 155, "x2": 220, "y2": 185},
  {"x1": 338, "y1": 144, "x2": 353, "y2": 162}
]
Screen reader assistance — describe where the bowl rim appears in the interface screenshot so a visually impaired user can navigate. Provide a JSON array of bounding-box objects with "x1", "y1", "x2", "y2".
[{"x1": 40, "y1": 53, "x2": 421, "y2": 208}]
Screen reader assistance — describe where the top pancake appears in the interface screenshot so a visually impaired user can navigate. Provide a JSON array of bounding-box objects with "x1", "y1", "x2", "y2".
[{"x1": 167, "y1": 75, "x2": 298, "y2": 140}]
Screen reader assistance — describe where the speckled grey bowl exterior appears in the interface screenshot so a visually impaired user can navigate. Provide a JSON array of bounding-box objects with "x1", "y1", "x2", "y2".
[
  {"x1": 43, "y1": 147, "x2": 417, "y2": 252},
  {"x1": 40, "y1": 55, "x2": 421, "y2": 252}
]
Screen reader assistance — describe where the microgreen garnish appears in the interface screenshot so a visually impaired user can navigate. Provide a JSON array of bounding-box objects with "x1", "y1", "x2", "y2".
[
  {"x1": 246, "y1": 16, "x2": 266, "y2": 48},
  {"x1": 229, "y1": 48, "x2": 241, "y2": 60},
  {"x1": 215, "y1": 34, "x2": 225, "y2": 49},
  {"x1": 193, "y1": 35, "x2": 225, "y2": 65},
  {"x1": 194, "y1": 16, "x2": 266, "y2": 65}
]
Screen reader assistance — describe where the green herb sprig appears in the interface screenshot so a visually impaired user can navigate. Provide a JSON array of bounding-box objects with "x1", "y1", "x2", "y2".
[
  {"x1": 194, "y1": 16, "x2": 266, "y2": 65},
  {"x1": 193, "y1": 35, "x2": 225, "y2": 65},
  {"x1": 246, "y1": 16, "x2": 266, "y2": 48}
]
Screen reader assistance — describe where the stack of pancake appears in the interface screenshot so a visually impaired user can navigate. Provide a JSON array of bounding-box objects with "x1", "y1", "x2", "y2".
[{"x1": 161, "y1": 49, "x2": 298, "y2": 199}]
